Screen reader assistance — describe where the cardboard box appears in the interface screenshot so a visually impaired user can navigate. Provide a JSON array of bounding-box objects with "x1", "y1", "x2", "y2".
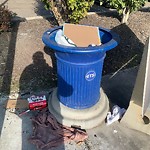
[{"x1": 63, "y1": 23, "x2": 101, "y2": 47}]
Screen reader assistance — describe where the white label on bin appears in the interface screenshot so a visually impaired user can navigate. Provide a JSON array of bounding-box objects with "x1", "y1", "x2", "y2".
[{"x1": 85, "y1": 71, "x2": 96, "y2": 81}]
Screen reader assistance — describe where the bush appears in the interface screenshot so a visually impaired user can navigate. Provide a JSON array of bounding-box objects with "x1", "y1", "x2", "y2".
[
  {"x1": 96, "y1": 0, "x2": 147, "y2": 23},
  {"x1": 0, "y1": 5, "x2": 13, "y2": 32},
  {"x1": 67, "y1": 0, "x2": 94, "y2": 23},
  {"x1": 41, "y1": 0, "x2": 94, "y2": 24},
  {"x1": 106, "y1": 0, "x2": 147, "y2": 23}
]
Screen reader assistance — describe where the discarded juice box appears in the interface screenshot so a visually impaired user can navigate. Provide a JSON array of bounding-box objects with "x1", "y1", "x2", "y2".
[{"x1": 27, "y1": 95, "x2": 47, "y2": 110}]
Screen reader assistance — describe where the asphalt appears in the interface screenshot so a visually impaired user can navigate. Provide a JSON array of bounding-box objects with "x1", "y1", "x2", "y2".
[{"x1": 0, "y1": 1, "x2": 150, "y2": 150}]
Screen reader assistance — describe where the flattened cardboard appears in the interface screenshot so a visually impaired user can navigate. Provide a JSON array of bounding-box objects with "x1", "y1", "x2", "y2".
[{"x1": 63, "y1": 23, "x2": 101, "y2": 47}]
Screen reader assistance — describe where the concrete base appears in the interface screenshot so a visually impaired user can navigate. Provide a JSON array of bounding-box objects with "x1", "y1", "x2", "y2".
[{"x1": 48, "y1": 88, "x2": 109, "y2": 129}]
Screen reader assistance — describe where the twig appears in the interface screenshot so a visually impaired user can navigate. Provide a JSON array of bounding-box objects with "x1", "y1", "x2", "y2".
[{"x1": 0, "y1": 0, "x2": 8, "y2": 7}]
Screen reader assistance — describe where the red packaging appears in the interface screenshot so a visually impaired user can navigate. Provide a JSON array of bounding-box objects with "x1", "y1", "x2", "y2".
[{"x1": 27, "y1": 95, "x2": 47, "y2": 110}]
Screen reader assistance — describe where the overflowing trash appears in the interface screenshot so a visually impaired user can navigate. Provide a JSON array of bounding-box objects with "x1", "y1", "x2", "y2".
[
  {"x1": 55, "y1": 23, "x2": 101, "y2": 47},
  {"x1": 63, "y1": 23, "x2": 101, "y2": 47},
  {"x1": 106, "y1": 105, "x2": 126, "y2": 125},
  {"x1": 29, "y1": 108, "x2": 88, "y2": 149}
]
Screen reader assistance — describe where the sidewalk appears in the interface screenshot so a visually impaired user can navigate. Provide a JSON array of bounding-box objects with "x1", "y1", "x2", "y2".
[{"x1": 2, "y1": 0, "x2": 52, "y2": 20}]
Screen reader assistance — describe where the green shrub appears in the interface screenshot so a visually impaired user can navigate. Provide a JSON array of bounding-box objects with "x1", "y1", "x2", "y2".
[
  {"x1": 0, "y1": 5, "x2": 13, "y2": 32},
  {"x1": 106, "y1": 0, "x2": 147, "y2": 23},
  {"x1": 41, "y1": 0, "x2": 94, "y2": 24},
  {"x1": 67, "y1": 0, "x2": 94, "y2": 23}
]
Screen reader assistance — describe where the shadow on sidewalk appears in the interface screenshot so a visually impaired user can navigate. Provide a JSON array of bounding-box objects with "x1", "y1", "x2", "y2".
[
  {"x1": 139, "y1": 6, "x2": 150, "y2": 12},
  {"x1": 97, "y1": 11, "x2": 122, "y2": 22},
  {"x1": 34, "y1": 0, "x2": 58, "y2": 25},
  {"x1": 102, "y1": 23, "x2": 144, "y2": 110},
  {"x1": 34, "y1": 0, "x2": 53, "y2": 17},
  {"x1": 19, "y1": 51, "x2": 57, "y2": 92},
  {"x1": 18, "y1": 47, "x2": 66, "y2": 150}
]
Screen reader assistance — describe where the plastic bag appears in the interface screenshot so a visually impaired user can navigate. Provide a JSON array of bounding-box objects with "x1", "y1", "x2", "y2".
[{"x1": 55, "y1": 30, "x2": 76, "y2": 47}]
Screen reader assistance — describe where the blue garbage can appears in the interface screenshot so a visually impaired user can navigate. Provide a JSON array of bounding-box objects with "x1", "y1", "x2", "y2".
[{"x1": 42, "y1": 26, "x2": 119, "y2": 109}]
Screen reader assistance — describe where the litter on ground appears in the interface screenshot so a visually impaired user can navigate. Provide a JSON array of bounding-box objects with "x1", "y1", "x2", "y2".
[{"x1": 29, "y1": 108, "x2": 88, "y2": 149}]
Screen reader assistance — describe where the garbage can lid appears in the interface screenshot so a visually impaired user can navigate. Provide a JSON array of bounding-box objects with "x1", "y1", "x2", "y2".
[{"x1": 42, "y1": 26, "x2": 120, "y2": 54}]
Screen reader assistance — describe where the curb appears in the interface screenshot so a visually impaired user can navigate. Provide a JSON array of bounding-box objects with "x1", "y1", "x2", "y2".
[{"x1": 11, "y1": 14, "x2": 53, "y2": 22}]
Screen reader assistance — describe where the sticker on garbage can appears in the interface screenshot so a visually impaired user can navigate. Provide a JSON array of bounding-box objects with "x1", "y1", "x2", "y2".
[{"x1": 85, "y1": 71, "x2": 96, "y2": 81}]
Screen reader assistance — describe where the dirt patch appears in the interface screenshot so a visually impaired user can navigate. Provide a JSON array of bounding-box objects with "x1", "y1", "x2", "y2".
[
  {"x1": 0, "y1": 31, "x2": 11, "y2": 95},
  {"x1": 0, "y1": 18, "x2": 58, "y2": 94}
]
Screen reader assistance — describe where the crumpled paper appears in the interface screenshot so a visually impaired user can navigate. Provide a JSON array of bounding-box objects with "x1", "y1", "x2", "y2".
[{"x1": 106, "y1": 105, "x2": 126, "y2": 125}]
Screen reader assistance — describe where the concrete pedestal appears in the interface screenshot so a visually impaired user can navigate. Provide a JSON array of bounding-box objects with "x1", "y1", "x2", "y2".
[{"x1": 48, "y1": 88, "x2": 109, "y2": 129}]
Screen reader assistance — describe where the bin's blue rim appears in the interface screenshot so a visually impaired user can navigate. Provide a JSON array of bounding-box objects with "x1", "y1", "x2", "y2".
[{"x1": 42, "y1": 26, "x2": 120, "y2": 54}]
